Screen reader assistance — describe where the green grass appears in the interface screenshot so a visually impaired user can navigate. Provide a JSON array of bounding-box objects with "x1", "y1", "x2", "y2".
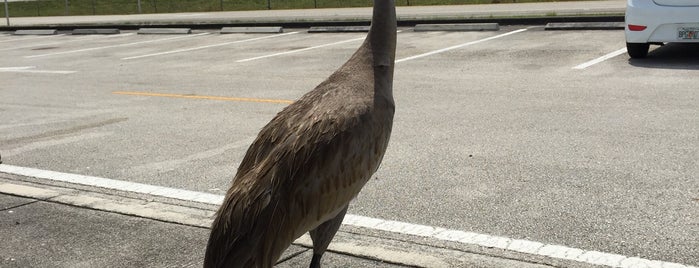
[{"x1": 1, "y1": 0, "x2": 584, "y2": 17}]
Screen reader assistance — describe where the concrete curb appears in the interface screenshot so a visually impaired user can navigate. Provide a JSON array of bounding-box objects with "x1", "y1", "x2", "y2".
[
  {"x1": 72, "y1": 28, "x2": 121, "y2": 34},
  {"x1": 308, "y1": 26, "x2": 371, "y2": 33},
  {"x1": 220, "y1": 26, "x2": 284, "y2": 33},
  {"x1": 544, "y1": 22, "x2": 625, "y2": 30},
  {"x1": 13, "y1": 29, "x2": 57, "y2": 35},
  {"x1": 137, "y1": 28, "x2": 192, "y2": 34},
  {"x1": 414, "y1": 23, "x2": 500, "y2": 32}
]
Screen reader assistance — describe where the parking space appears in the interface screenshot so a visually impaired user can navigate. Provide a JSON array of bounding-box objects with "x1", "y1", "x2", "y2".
[
  {"x1": 24, "y1": 33, "x2": 211, "y2": 59},
  {"x1": 1, "y1": 26, "x2": 697, "y2": 267}
]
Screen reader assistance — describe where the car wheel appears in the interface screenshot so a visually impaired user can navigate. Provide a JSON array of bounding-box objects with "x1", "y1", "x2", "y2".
[{"x1": 626, "y1": 42, "x2": 649, "y2": 58}]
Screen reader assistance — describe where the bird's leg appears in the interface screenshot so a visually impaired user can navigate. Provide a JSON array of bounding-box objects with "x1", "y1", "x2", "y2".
[{"x1": 308, "y1": 205, "x2": 349, "y2": 268}]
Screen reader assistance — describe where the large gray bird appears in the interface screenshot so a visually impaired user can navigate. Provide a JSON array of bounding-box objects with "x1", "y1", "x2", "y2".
[{"x1": 203, "y1": 0, "x2": 396, "y2": 266}]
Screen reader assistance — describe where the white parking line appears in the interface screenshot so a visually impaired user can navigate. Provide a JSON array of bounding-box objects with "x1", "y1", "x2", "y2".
[
  {"x1": 122, "y1": 32, "x2": 299, "y2": 60},
  {"x1": 0, "y1": 164, "x2": 222, "y2": 204},
  {"x1": 0, "y1": 34, "x2": 67, "y2": 43},
  {"x1": 236, "y1": 36, "x2": 365, "y2": 63},
  {"x1": 0, "y1": 33, "x2": 133, "y2": 52},
  {"x1": 0, "y1": 66, "x2": 35, "y2": 70},
  {"x1": 0, "y1": 164, "x2": 696, "y2": 268},
  {"x1": 0, "y1": 66, "x2": 76, "y2": 74},
  {"x1": 24, "y1": 32, "x2": 210, "y2": 59},
  {"x1": 396, "y1": 28, "x2": 528, "y2": 63},
  {"x1": 573, "y1": 47, "x2": 627, "y2": 69}
]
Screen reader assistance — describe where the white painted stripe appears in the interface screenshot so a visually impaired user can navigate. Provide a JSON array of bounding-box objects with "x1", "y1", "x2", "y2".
[
  {"x1": 0, "y1": 35, "x2": 92, "y2": 52},
  {"x1": 236, "y1": 36, "x2": 365, "y2": 63},
  {"x1": 0, "y1": 34, "x2": 66, "y2": 43},
  {"x1": 24, "y1": 32, "x2": 210, "y2": 58},
  {"x1": 122, "y1": 31, "x2": 299, "y2": 60},
  {"x1": 0, "y1": 66, "x2": 76, "y2": 74},
  {"x1": 396, "y1": 28, "x2": 528, "y2": 63},
  {"x1": 0, "y1": 164, "x2": 696, "y2": 268},
  {"x1": 11, "y1": 70, "x2": 76, "y2": 74},
  {"x1": 573, "y1": 47, "x2": 627, "y2": 69},
  {"x1": 0, "y1": 33, "x2": 132, "y2": 52},
  {"x1": 0, "y1": 164, "x2": 223, "y2": 204},
  {"x1": 0, "y1": 66, "x2": 35, "y2": 70}
]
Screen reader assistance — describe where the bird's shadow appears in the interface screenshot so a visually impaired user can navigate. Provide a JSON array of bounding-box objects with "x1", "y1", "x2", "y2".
[{"x1": 628, "y1": 43, "x2": 699, "y2": 70}]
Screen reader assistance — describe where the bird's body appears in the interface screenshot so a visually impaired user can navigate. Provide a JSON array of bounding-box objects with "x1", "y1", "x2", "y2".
[{"x1": 204, "y1": 0, "x2": 396, "y2": 267}]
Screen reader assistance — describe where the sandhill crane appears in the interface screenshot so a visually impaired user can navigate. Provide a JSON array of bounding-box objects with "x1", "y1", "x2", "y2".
[{"x1": 203, "y1": 0, "x2": 396, "y2": 266}]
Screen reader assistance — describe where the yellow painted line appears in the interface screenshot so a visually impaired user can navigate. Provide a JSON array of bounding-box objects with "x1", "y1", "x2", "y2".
[{"x1": 112, "y1": 91, "x2": 293, "y2": 104}]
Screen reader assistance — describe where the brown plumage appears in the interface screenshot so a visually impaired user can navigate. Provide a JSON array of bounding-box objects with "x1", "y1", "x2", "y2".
[{"x1": 203, "y1": 0, "x2": 396, "y2": 267}]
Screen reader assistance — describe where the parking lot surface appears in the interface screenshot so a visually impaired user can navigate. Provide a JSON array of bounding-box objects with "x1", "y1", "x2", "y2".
[{"x1": 1, "y1": 25, "x2": 697, "y2": 267}]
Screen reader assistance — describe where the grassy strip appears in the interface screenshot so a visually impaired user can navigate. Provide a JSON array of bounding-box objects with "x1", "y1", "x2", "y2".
[{"x1": 1, "y1": 0, "x2": 584, "y2": 17}]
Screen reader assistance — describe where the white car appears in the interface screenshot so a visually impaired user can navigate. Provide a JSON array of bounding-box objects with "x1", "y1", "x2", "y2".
[{"x1": 625, "y1": 0, "x2": 699, "y2": 58}]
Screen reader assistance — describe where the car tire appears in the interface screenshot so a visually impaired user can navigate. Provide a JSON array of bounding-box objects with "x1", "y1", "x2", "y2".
[{"x1": 626, "y1": 42, "x2": 649, "y2": 58}]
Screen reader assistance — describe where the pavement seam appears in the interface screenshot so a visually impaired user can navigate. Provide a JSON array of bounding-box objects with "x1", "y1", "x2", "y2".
[{"x1": 0, "y1": 199, "x2": 40, "y2": 212}]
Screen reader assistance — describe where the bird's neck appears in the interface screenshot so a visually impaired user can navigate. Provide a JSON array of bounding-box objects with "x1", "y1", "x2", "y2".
[
  {"x1": 368, "y1": 0, "x2": 397, "y2": 69},
  {"x1": 331, "y1": 0, "x2": 396, "y2": 102},
  {"x1": 366, "y1": 0, "x2": 396, "y2": 104}
]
